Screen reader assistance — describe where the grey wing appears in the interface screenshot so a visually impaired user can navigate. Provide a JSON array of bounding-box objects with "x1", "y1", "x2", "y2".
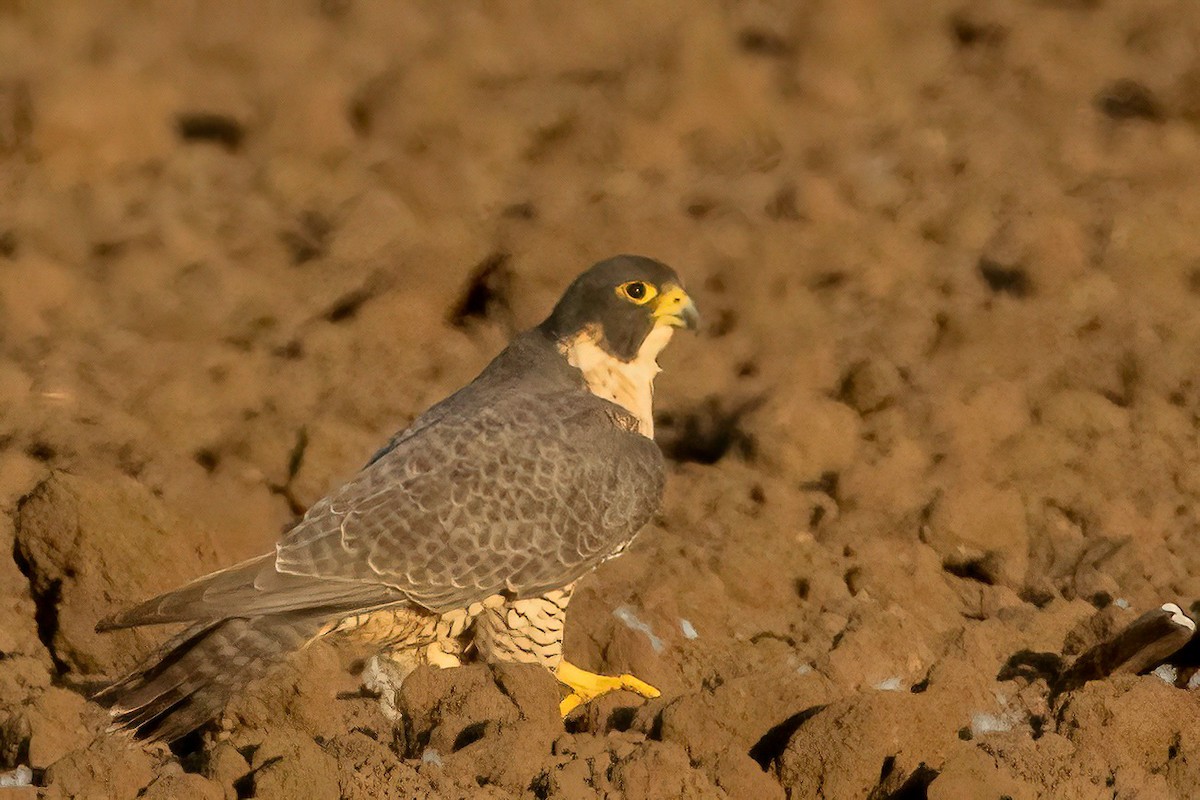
[
  {"x1": 96, "y1": 553, "x2": 407, "y2": 631},
  {"x1": 275, "y1": 393, "x2": 665, "y2": 613}
]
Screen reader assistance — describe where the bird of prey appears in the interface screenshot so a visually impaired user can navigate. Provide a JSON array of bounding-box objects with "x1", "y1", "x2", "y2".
[{"x1": 96, "y1": 255, "x2": 699, "y2": 741}]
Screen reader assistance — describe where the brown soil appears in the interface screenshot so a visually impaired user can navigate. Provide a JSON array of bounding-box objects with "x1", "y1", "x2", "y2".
[{"x1": 4, "y1": 1, "x2": 1200, "y2": 797}]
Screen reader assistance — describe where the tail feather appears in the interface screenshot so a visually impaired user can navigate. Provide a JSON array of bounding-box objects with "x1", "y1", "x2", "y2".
[
  {"x1": 96, "y1": 613, "x2": 327, "y2": 741},
  {"x1": 95, "y1": 550, "x2": 409, "y2": 741},
  {"x1": 98, "y1": 623, "x2": 215, "y2": 714}
]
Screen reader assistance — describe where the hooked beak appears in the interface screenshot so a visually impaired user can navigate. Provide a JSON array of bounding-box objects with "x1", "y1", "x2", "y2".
[{"x1": 652, "y1": 284, "x2": 700, "y2": 331}]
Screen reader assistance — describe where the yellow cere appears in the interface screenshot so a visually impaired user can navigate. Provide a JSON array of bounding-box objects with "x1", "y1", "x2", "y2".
[{"x1": 650, "y1": 285, "x2": 695, "y2": 326}]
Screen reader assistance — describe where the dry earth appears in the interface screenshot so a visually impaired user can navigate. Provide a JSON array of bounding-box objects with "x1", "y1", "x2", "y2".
[{"x1": 4, "y1": 1, "x2": 1200, "y2": 797}]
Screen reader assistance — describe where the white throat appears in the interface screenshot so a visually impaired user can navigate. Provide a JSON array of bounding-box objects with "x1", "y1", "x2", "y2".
[{"x1": 562, "y1": 325, "x2": 674, "y2": 438}]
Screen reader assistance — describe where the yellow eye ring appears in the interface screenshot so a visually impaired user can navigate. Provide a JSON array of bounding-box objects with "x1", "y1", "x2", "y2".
[{"x1": 616, "y1": 281, "x2": 658, "y2": 305}]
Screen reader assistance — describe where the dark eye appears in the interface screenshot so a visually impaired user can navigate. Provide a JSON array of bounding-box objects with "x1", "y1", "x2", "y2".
[{"x1": 616, "y1": 280, "x2": 657, "y2": 304}]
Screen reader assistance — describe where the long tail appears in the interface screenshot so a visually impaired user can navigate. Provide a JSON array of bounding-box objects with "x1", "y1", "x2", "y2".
[{"x1": 94, "y1": 612, "x2": 327, "y2": 742}]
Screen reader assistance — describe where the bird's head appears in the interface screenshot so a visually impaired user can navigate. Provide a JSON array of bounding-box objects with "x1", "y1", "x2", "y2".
[{"x1": 540, "y1": 255, "x2": 699, "y2": 363}]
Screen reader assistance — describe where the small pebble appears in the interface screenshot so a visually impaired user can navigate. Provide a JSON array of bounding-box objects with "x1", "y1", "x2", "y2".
[
  {"x1": 0, "y1": 766, "x2": 32, "y2": 787},
  {"x1": 613, "y1": 605, "x2": 664, "y2": 653},
  {"x1": 970, "y1": 712, "x2": 1012, "y2": 736},
  {"x1": 1153, "y1": 664, "x2": 1178, "y2": 685},
  {"x1": 679, "y1": 618, "x2": 698, "y2": 640}
]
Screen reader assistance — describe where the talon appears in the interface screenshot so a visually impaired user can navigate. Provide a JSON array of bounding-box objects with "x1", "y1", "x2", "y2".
[
  {"x1": 560, "y1": 693, "x2": 585, "y2": 716},
  {"x1": 617, "y1": 673, "x2": 660, "y2": 699},
  {"x1": 555, "y1": 660, "x2": 660, "y2": 717}
]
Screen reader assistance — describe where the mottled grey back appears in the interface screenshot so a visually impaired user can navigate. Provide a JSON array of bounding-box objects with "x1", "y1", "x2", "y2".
[{"x1": 274, "y1": 329, "x2": 666, "y2": 612}]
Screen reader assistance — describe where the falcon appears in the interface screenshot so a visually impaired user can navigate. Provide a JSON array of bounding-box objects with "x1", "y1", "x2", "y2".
[{"x1": 96, "y1": 255, "x2": 699, "y2": 741}]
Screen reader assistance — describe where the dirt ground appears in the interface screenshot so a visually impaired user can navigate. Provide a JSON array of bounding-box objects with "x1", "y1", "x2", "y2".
[{"x1": 3, "y1": 0, "x2": 1200, "y2": 797}]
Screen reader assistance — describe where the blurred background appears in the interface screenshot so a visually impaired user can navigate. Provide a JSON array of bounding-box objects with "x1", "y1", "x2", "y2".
[{"x1": 3, "y1": 1, "x2": 1200, "y2": 798}]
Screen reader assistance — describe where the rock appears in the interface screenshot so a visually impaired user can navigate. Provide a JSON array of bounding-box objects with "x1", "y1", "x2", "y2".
[
  {"x1": 396, "y1": 663, "x2": 558, "y2": 756},
  {"x1": 325, "y1": 189, "x2": 419, "y2": 275},
  {"x1": 1056, "y1": 676, "x2": 1200, "y2": 793},
  {"x1": 249, "y1": 731, "x2": 339, "y2": 800},
  {"x1": 658, "y1": 668, "x2": 834, "y2": 764},
  {"x1": 396, "y1": 663, "x2": 561, "y2": 792},
  {"x1": 327, "y1": 731, "x2": 436, "y2": 800},
  {"x1": 40, "y1": 735, "x2": 156, "y2": 800},
  {"x1": 13, "y1": 471, "x2": 223, "y2": 677},
  {"x1": 840, "y1": 358, "x2": 903, "y2": 414},
  {"x1": 702, "y1": 749, "x2": 786, "y2": 800},
  {"x1": 746, "y1": 394, "x2": 862, "y2": 483},
  {"x1": 648, "y1": 671, "x2": 835, "y2": 796},
  {"x1": 935, "y1": 381, "x2": 1030, "y2": 467},
  {"x1": 0, "y1": 517, "x2": 52, "y2": 686},
  {"x1": 35, "y1": 67, "x2": 177, "y2": 181},
  {"x1": 926, "y1": 482, "x2": 1029, "y2": 587},
  {"x1": 928, "y1": 746, "x2": 1034, "y2": 800},
  {"x1": 0, "y1": 654, "x2": 54, "y2": 749},
  {"x1": 139, "y1": 772, "x2": 224, "y2": 800},
  {"x1": 201, "y1": 742, "x2": 249, "y2": 800},
  {"x1": 822, "y1": 606, "x2": 939, "y2": 690},
  {"x1": 778, "y1": 691, "x2": 969, "y2": 798},
  {"x1": 287, "y1": 418, "x2": 384, "y2": 511},
  {"x1": 0, "y1": 254, "x2": 83, "y2": 343},
  {"x1": 610, "y1": 740, "x2": 726, "y2": 799},
  {"x1": 0, "y1": 451, "x2": 47, "y2": 513},
  {"x1": 537, "y1": 732, "x2": 730, "y2": 799},
  {"x1": 1038, "y1": 390, "x2": 1128, "y2": 439},
  {"x1": 21, "y1": 687, "x2": 91, "y2": 769},
  {"x1": 397, "y1": 664, "x2": 518, "y2": 756}
]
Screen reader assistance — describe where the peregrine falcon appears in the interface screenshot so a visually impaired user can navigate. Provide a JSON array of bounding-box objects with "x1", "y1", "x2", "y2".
[{"x1": 95, "y1": 255, "x2": 699, "y2": 741}]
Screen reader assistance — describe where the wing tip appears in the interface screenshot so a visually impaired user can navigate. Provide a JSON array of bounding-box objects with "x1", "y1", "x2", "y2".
[
  {"x1": 95, "y1": 614, "x2": 126, "y2": 633},
  {"x1": 95, "y1": 604, "x2": 159, "y2": 632}
]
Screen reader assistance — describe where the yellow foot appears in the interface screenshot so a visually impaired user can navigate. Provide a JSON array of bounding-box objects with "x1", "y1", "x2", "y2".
[{"x1": 555, "y1": 659, "x2": 660, "y2": 716}]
